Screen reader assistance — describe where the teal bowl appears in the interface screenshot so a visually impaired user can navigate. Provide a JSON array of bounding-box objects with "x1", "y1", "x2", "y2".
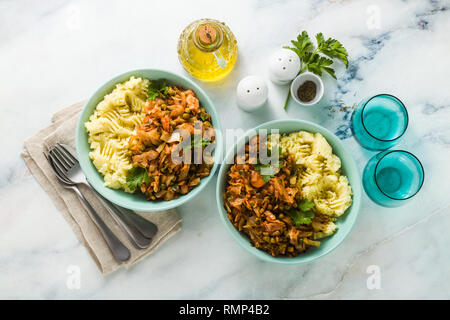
[
  {"x1": 216, "y1": 119, "x2": 361, "y2": 264},
  {"x1": 76, "y1": 69, "x2": 223, "y2": 212}
]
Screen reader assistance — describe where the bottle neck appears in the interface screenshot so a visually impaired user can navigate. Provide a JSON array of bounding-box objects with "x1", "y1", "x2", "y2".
[{"x1": 193, "y1": 22, "x2": 224, "y2": 52}]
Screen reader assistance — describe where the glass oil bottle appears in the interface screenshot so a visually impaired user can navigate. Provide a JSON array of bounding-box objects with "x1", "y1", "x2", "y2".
[{"x1": 177, "y1": 19, "x2": 238, "y2": 81}]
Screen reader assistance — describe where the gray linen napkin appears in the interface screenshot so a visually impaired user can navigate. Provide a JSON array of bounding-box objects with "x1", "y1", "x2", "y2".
[{"x1": 21, "y1": 101, "x2": 182, "y2": 274}]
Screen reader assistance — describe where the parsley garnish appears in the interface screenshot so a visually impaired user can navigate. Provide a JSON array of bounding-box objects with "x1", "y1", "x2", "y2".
[
  {"x1": 283, "y1": 31, "x2": 349, "y2": 109},
  {"x1": 253, "y1": 146, "x2": 283, "y2": 182},
  {"x1": 183, "y1": 138, "x2": 211, "y2": 151},
  {"x1": 148, "y1": 79, "x2": 170, "y2": 100},
  {"x1": 286, "y1": 199, "x2": 315, "y2": 226},
  {"x1": 126, "y1": 167, "x2": 149, "y2": 193},
  {"x1": 254, "y1": 161, "x2": 281, "y2": 183},
  {"x1": 298, "y1": 199, "x2": 315, "y2": 212}
]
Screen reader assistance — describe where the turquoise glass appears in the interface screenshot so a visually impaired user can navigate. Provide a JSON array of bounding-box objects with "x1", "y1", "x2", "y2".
[
  {"x1": 352, "y1": 94, "x2": 408, "y2": 150},
  {"x1": 363, "y1": 150, "x2": 424, "y2": 207}
]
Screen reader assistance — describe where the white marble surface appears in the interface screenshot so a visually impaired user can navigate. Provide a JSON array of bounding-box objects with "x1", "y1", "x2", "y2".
[{"x1": 1, "y1": 0, "x2": 450, "y2": 299}]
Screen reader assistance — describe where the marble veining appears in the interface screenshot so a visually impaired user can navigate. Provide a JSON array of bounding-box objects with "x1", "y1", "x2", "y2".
[{"x1": 1, "y1": 0, "x2": 450, "y2": 299}]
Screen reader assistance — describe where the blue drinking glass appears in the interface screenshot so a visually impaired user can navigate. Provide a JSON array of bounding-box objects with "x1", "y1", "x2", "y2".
[
  {"x1": 352, "y1": 94, "x2": 408, "y2": 150},
  {"x1": 363, "y1": 150, "x2": 424, "y2": 207}
]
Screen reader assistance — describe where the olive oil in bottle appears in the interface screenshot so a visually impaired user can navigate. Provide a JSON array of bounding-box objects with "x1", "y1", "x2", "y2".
[{"x1": 177, "y1": 19, "x2": 238, "y2": 81}]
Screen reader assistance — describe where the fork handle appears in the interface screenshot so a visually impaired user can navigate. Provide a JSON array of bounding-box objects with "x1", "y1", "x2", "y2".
[
  {"x1": 94, "y1": 192, "x2": 152, "y2": 249},
  {"x1": 115, "y1": 206, "x2": 158, "y2": 240},
  {"x1": 87, "y1": 182, "x2": 158, "y2": 240},
  {"x1": 72, "y1": 187, "x2": 131, "y2": 262}
]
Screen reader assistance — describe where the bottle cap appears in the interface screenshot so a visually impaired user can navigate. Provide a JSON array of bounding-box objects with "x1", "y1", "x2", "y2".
[
  {"x1": 198, "y1": 25, "x2": 217, "y2": 45},
  {"x1": 193, "y1": 22, "x2": 223, "y2": 52}
]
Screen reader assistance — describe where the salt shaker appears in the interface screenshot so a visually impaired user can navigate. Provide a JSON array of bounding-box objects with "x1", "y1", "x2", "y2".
[
  {"x1": 236, "y1": 76, "x2": 268, "y2": 112},
  {"x1": 268, "y1": 48, "x2": 301, "y2": 85}
]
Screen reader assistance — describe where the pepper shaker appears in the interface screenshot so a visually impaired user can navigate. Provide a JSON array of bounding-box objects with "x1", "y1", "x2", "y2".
[
  {"x1": 236, "y1": 76, "x2": 268, "y2": 112},
  {"x1": 268, "y1": 48, "x2": 301, "y2": 85}
]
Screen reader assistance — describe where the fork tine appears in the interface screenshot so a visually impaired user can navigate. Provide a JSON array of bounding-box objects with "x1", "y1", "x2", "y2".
[
  {"x1": 55, "y1": 144, "x2": 75, "y2": 165},
  {"x1": 50, "y1": 158, "x2": 72, "y2": 184},
  {"x1": 57, "y1": 143, "x2": 78, "y2": 163},
  {"x1": 44, "y1": 152, "x2": 72, "y2": 185},
  {"x1": 49, "y1": 149, "x2": 70, "y2": 172},
  {"x1": 53, "y1": 146, "x2": 73, "y2": 168},
  {"x1": 50, "y1": 148, "x2": 71, "y2": 171},
  {"x1": 48, "y1": 151, "x2": 68, "y2": 175}
]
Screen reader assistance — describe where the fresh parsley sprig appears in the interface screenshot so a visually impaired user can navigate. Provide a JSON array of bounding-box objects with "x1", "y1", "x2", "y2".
[
  {"x1": 254, "y1": 162, "x2": 281, "y2": 183},
  {"x1": 126, "y1": 167, "x2": 149, "y2": 193},
  {"x1": 283, "y1": 31, "x2": 349, "y2": 109},
  {"x1": 286, "y1": 199, "x2": 315, "y2": 226},
  {"x1": 148, "y1": 79, "x2": 170, "y2": 100},
  {"x1": 253, "y1": 146, "x2": 283, "y2": 182},
  {"x1": 183, "y1": 137, "x2": 212, "y2": 151}
]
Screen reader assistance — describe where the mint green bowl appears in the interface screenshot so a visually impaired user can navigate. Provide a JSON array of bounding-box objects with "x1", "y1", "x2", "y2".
[
  {"x1": 76, "y1": 69, "x2": 223, "y2": 212},
  {"x1": 216, "y1": 119, "x2": 361, "y2": 264}
]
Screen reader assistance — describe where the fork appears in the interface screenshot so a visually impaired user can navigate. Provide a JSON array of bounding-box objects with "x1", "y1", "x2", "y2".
[
  {"x1": 45, "y1": 153, "x2": 131, "y2": 262},
  {"x1": 49, "y1": 144, "x2": 157, "y2": 248}
]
